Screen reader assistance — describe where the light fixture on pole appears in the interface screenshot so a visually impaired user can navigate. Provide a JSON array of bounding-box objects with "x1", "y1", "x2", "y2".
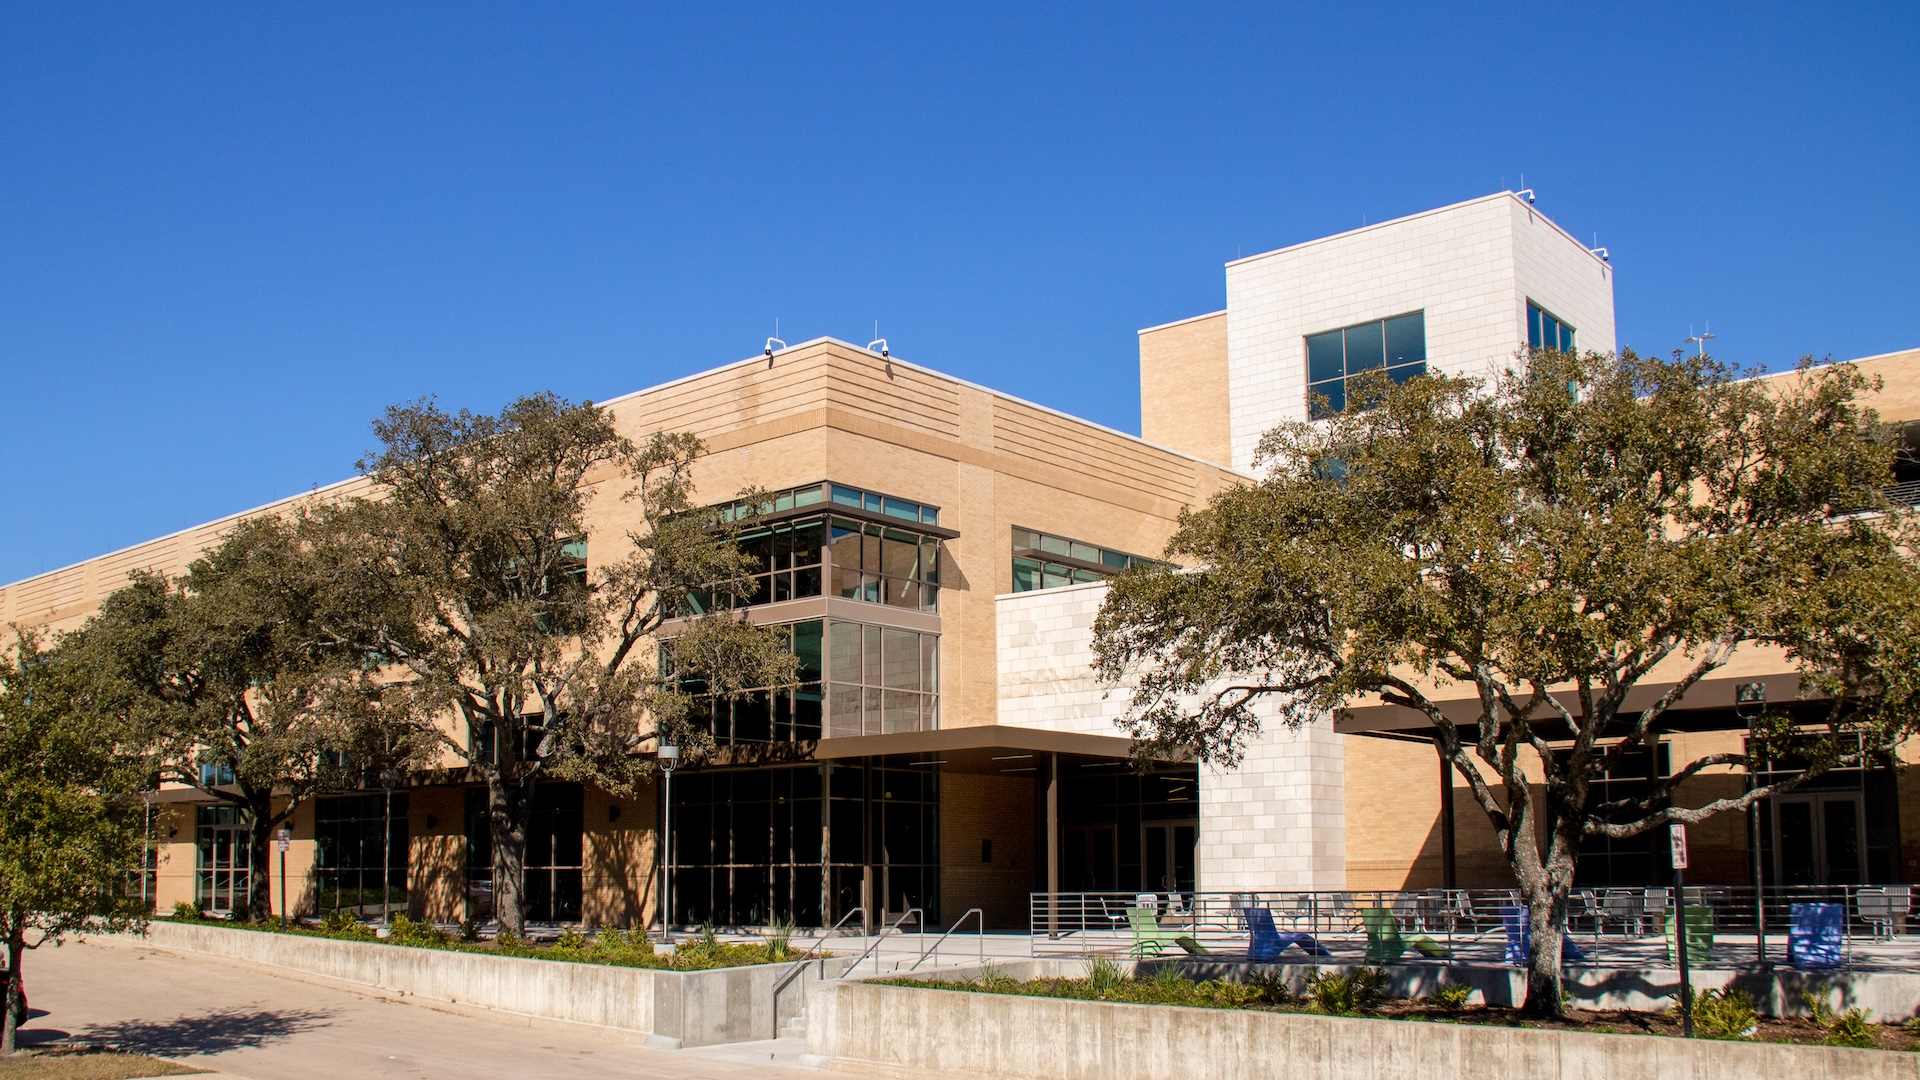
[
  {"x1": 1735, "y1": 681, "x2": 1769, "y2": 967},
  {"x1": 657, "y1": 744, "x2": 679, "y2": 945}
]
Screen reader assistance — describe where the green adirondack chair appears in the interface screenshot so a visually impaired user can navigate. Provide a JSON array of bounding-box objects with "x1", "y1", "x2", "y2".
[
  {"x1": 1362, "y1": 907, "x2": 1450, "y2": 962},
  {"x1": 1126, "y1": 906, "x2": 1182, "y2": 958}
]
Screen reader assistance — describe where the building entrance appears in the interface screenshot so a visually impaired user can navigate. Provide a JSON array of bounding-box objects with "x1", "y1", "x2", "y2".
[
  {"x1": 1142, "y1": 820, "x2": 1197, "y2": 893},
  {"x1": 1774, "y1": 792, "x2": 1866, "y2": 886},
  {"x1": 195, "y1": 805, "x2": 251, "y2": 914}
]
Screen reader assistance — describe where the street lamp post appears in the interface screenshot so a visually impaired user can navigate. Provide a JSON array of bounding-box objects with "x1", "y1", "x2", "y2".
[{"x1": 657, "y1": 744, "x2": 679, "y2": 945}]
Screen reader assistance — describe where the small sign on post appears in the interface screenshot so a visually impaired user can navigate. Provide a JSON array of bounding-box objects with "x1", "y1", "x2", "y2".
[
  {"x1": 1670, "y1": 822, "x2": 1693, "y2": 1037},
  {"x1": 1669, "y1": 823, "x2": 1689, "y2": 869},
  {"x1": 274, "y1": 828, "x2": 291, "y2": 929}
]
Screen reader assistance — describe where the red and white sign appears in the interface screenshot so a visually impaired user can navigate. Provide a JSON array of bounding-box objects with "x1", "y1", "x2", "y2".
[
  {"x1": 274, "y1": 828, "x2": 292, "y2": 853},
  {"x1": 1669, "y1": 823, "x2": 1689, "y2": 870}
]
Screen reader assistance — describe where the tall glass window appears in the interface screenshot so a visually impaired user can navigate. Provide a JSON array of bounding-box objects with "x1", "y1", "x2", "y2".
[
  {"x1": 1304, "y1": 311, "x2": 1427, "y2": 419},
  {"x1": 1010, "y1": 528, "x2": 1156, "y2": 593},
  {"x1": 313, "y1": 792, "x2": 409, "y2": 918},
  {"x1": 1527, "y1": 301, "x2": 1576, "y2": 352},
  {"x1": 465, "y1": 783, "x2": 584, "y2": 924},
  {"x1": 828, "y1": 519, "x2": 939, "y2": 612},
  {"x1": 826, "y1": 619, "x2": 938, "y2": 737}
]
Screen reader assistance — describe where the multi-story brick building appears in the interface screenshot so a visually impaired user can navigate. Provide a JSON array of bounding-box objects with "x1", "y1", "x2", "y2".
[{"x1": 5, "y1": 191, "x2": 1915, "y2": 930}]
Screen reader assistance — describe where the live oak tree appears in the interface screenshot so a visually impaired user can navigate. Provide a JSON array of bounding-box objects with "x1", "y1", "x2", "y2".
[
  {"x1": 73, "y1": 516, "x2": 419, "y2": 924},
  {"x1": 0, "y1": 633, "x2": 150, "y2": 1055},
  {"x1": 328, "y1": 393, "x2": 794, "y2": 937},
  {"x1": 1092, "y1": 350, "x2": 1920, "y2": 1017}
]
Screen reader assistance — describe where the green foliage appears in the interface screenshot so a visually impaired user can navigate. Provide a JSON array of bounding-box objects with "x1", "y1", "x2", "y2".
[
  {"x1": 1084, "y1": 956, "x2": 1123, "y2": 998},
  {"x1": 387, "y1": 914, "x2": 451, "y2": 947},
  {"x1": 552, "y1": 928, "x2": 589, "y2": 952},
  {"x1": 69, "y1": 514, "x2": 433, "y2": 923},
  {"x1": 458, "y1": 919, "x2": 480, "y2": 944},
  {"x1": 1690, "y1": 987, "x2": 1759, "y2": 1040},
  {"x1": 318, "y1": 910, "x2": 375, "y2": 940},
  {"x1": 1432, "y1": 984, "x2": 1473, "y2": 1010},
  {"x1": 326, "y1": 396, "x2": 800, "y2": 935},
  {"x1": 1192, "y1": 979, "x2": 1262, "y2": 1008},
  {"x1": 171, "y1": 902, "x2": 201, "y2": 922},
  {"x1": 493, "y1": 929, "x2": 532, "y2": 956},
  {"x1": 1246, "y1": 969, "x2": 1294, "y2": 1006},
  {"x1": 979, "y1": 962, "x2": 1019, "y2": 994},
  {"x1": 1803, "y1": 987, "x2": 1838, "y2": 1027},
  {"x1": 1305, "y1": 968, "x2": 1388, "y2": 1016},
  {"x1": 1092, "y1": 350, "x2": 1920, "y2": 1020},
  {"x1": 766, "y1": 919, "x2": 795, "y2": 963},
  {"x1": 0, "y1": 630, "x2": 154, "y2": 1052},
  {"x1": 1825, "y1": 1007, "x2": 1877, "y2": 1048}
]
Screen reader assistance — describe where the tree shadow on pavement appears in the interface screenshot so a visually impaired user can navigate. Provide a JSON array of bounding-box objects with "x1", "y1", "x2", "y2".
[{"x1": 78, "y1": 1005, "x2": 334, "y2": 1057}]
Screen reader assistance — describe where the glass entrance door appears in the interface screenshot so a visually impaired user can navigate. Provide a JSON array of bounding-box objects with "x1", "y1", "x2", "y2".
[
  {"x1": 1142, "y1": 820, "x2": 1197, "y2": 893},
  {"x1": 1775, "y1": 793, "x2": 1866, "y2": 886},
  {"x1": 197, "y1": 816, "x2": 251, "y2": 914}
]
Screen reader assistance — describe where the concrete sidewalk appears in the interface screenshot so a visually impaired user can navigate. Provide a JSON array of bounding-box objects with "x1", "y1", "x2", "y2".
[{"x1": 17, "y1": 936, "x2": 841, "y2": 1080}]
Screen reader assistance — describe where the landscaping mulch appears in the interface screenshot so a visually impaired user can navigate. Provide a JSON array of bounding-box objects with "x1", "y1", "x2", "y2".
[
  {"x1": 0, "y1": 1046, "x2": 207, "y2": 1080},
  {"x1": 1367, "y1": 1001, "x2": 1920, "y2": 1050}
]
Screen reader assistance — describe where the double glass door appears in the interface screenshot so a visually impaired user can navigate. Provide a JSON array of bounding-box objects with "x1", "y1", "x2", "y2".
[
  {"x1": 1142, "y1": 820, "x2": 1197, "y2": 893},
  {"x1": 198, "y1": 822, "x2": 251, "y2": 913},
  {"x1": 1774, "y1": 793, "x2": 1865, "y2": 886}
]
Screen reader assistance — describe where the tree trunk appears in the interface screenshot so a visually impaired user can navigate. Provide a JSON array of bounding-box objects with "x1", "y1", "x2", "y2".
[
  {"x1": 245, "y1": 790, "x2": 278, "y2": 924},
  {"x1": 1, "y1": 927, "x2": 24, "y2": 1055},
  {"x1": 1523, "y1": 897, "x2": 1567, "y2": 1019},
  {"x1": 488, "y1": 778, "x2": 528, "y2": 938}
]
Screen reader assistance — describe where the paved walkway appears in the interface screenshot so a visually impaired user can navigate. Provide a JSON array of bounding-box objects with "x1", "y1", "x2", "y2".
[{"x1": 18, "y1": 936, "x2": 842, "y2": 1080}]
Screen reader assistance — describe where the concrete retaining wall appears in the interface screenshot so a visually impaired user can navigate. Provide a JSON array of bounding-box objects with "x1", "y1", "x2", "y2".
[
  {"x1": 139, "y1": 920, "x2": 841, "y2": 1047},
  {"x1": 808, "y1": 979, "x2": 1920, "y2": 1080}
]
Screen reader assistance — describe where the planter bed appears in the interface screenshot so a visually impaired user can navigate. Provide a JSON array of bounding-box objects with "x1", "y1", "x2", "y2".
[
  {"x1": 811, "y1": 974, "x2": 1920, "y2": 1080},
  {"x1": 134, "y1": 920, "x2": 847, "y2": 1047},
  {"x1": 883, "y1": 967, "x2": 1920, "y2": 1051},
  {"x1": 163, "y1": 912, "x2": 801, "y2": 972}
]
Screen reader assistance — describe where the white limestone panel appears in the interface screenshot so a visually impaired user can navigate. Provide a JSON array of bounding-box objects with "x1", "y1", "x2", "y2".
[
  {"x1": 996, "y1": 582, "x2": 1347, "y2": 890},
  {"x1": 1222, "y1": 192, "x2": 1615, "y2": 471}
]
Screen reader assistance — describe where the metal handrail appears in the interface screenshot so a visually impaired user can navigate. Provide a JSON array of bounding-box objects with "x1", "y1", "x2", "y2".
[
  {"x1": 845, "y1": 908, "x2": 924, "y2": 974},
  {"x1": 769, "y1": 907, "x2": 866, "y2": 1036},
  {"x1": 908, "y1": 908, "x2": 984, "y2": 971}
]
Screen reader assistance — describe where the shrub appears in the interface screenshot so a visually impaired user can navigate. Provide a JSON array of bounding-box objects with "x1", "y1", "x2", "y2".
[
  {"x1": 1193, "y1": 979, "x2": 1262, "y2": 1008},
  {"x1": 320, "y1": 910, "x2": 375, "y2": 940},
  {"x1": 978, "y1": 961, "x2": 1019, "y2": 994},
  {"x1": 457, "y1": 918, "x2": 480, "y2": 943},
  {"x1": 1802, "y1": 987, "x2": 1837, "y2": 1027},
  {"x1": 552, "y1": 928, "x2": 589, "y2": 952},
  {"x1": 493, "y1": 929, "x2": 533, "y2": 956},
  {"x1": 1432, "y1": 984, "x2": 1473, "y2": 1010},
  {"x1": 170, "y1": 901, "x2": 200, "y2": 921},
  {"x1": 388, "y1": 914, "x2": 451, "y2": 947},
  {"x1": 1824, "y1": 1008, "x2": 1876, "y2": 1048},
  {"x1": 1306, "y1": 968, "x2": 1387, "y2": 1016},
  {"x1": 1691, "y1": 987, "x2": 1759, "y2": 1040},
  {"x1": 1085, "y1": 956, "x2": 1123, "y2": 998},
  {"x1": 767, "y1": 919, "x2": 796, "y2": 963},
  {"x1": 1246, "y1": 969, "x2": 1293, "y2": 1006}
]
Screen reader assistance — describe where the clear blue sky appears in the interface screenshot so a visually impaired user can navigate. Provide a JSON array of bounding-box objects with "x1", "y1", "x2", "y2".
[{"x1": 3, "y1": 3, "x2": 1916, "y2": 584}]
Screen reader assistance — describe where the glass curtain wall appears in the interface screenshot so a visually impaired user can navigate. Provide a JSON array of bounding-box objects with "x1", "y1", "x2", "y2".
[
  {"x1": 465, "y1": 783, "x2": 585, "y2": 924},
  {"x1": 313, "y1": 792, "x2": 409, "y2": 917},
  {"x1": 688, "y1": 619, "x2": 938, "y2": 744},
  {"x1": 668, "y1": 762, "x2": 940, "y2": 927}
]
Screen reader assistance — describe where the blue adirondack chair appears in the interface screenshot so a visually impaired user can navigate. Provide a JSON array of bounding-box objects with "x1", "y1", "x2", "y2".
[
  {"x1": 1245, "y1": 907, "x2": 1330, "y2": 960},
  {"x1": 1789, "y1": 903, "x2": 1844, "y2": 969},
  {"x1": 1501, "y1": 906, "x2": 1586, "y2": 965}
]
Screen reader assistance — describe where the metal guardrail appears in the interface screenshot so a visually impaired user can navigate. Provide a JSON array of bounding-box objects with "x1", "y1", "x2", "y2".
[
  {"x1": 770, "y1": 906, "x2": 866, "y2": 1035},
  {"x1": 908, "y1": 908, "x2": 985, "y2": 972},
  {"x1": 846, "y1": 908, "x2": 925, "y2": 974},
  {"x1": 1031, "y1": 887, "x2": 1920, "y2": 971}
]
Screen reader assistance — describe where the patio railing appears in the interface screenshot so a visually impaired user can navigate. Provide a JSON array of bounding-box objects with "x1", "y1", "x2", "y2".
[{"x1": 1029, "y1": 886, "x2": 1920, "y2": 971}]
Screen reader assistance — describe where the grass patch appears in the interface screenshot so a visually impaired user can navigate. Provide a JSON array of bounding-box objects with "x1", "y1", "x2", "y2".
[
  {"x1": 0, "y1": 1047, "x2": 206, "y2": 1080},
  {"x1": 164, "y1": 912, "x2": 808, "y2": 971}
]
